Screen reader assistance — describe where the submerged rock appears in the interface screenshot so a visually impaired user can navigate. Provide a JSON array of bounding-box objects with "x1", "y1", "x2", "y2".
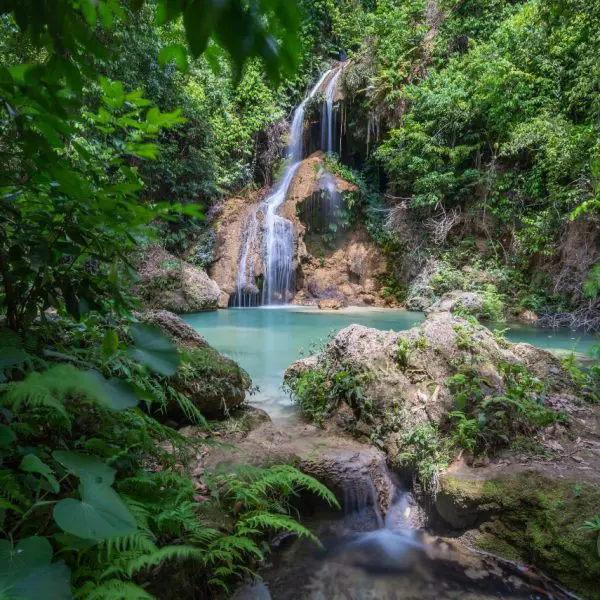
[
  {"x1": 139, "y1": 310, "x2": 251, "y2": 419},
  {"x1": 135, "y1": 245, "x2": 221, "y2": 313}
]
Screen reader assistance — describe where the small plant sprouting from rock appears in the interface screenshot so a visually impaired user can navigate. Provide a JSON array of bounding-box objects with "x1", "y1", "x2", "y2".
[
  {"x1": 582, "y1": 515, "x2": 600, "y2": 557},
  {"x1": 396, "y1": 423, "x2": 450, "y2": 495},
  {"x1": 395, "y1": 337, "x2": 411, "y2": 368},
  {"x1": 452, "y1": 323, "x2": 475, "y2": 350}
]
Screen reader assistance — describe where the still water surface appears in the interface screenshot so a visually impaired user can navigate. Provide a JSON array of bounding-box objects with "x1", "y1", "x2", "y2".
[{"x1": 183, "y1": 306, "x2": 596, "y2": 421}]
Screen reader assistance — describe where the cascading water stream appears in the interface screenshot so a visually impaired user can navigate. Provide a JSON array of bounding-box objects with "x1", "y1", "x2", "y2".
[
  {"x1": 232, "y1": 69, "x2": 332, "y2": 306},
  {"x1": 321, "y1": 69, "x2": 342, "y2": 154},
  {"x1": 261, "y1": 69, "x2": 332, "y2": 304}
]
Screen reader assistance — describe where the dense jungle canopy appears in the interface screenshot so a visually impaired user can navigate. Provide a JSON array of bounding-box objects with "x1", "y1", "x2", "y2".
[{"x1": 0, "y1": 1, "x2": 599, "y2": 599}]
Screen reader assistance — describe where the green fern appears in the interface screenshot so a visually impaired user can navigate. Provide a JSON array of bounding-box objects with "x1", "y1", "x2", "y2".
[
  {"x1": 76, "y1": 579, "x2": 154, "y2": 600},
  {"x1": 238, "y1": 511, "x2": 319, "y2": 544}
]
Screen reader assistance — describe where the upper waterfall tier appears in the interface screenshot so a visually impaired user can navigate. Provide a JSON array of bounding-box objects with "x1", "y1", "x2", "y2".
[{"x1": 231, "y1": 66, "x2": 345, "y2": 307}]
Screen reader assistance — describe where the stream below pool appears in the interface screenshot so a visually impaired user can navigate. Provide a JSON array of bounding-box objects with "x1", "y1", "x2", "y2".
[
  {"x1": 183, "y1": 306, "x2": 596, "y2": 423},
  {"x1": 184, "y1": 307, "x2": 591, "y2": 599}
]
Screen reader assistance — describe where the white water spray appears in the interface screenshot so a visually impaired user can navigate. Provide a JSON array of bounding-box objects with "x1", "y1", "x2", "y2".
[{"x1": 321, "y1": 68, "x2": 342, "y2": 153}]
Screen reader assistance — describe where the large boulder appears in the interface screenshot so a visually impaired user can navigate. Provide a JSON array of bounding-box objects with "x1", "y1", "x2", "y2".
[
  {"x1": 427, "y1": 290, "x2": 484, "y2": 315},
  {"x1": 284, "y1": 311, "x2": 572, "y2": 446},
  {"x1": 435, "y1": 469, "x2": 600, "y2": 599},
  {"x1": 139, "y1": 310, "x2": 251, "y2": 419},
  {"x1": 135, "y1": 245, "x2": 221, "y2": 313}
]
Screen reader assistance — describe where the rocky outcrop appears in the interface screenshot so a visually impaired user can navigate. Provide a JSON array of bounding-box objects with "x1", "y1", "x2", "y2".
[
  {"x1": 137, "y1": 309, "x2": 209, "y2": 349},
  {"x1": 135, "y1": 245, "x2": 220, "y2": 313},
  {"x1": 435, "y1": 467, "x2": 600, "y2": 599},
  {"x1": 138, "y1": 310, "x2": 251, "y2": 419},
  {"x1": 427, "y1": 290, "x2": 484, "y2": 315},
  {"x1": 196, "y1": 408, "x2": 395, "y2": 514},
  {"x1": 284, "y1": 311, "x2": 573, "y2": 444},
  {"x1": 209, "y1": 152, "x2": 390, "y2": 308},
  {"x1": 210, "y1": 188, "x2": 267, "y2": 307}
]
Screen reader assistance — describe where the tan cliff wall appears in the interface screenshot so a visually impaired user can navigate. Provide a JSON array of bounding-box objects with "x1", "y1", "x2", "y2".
[{"x1": 210, "y1": 152, "x2": 392, "y2": 308}]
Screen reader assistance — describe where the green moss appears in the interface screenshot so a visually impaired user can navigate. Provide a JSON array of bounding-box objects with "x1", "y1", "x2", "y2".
[{"x1": 441, "y1": 472, "x2": 600, "y2": 599}]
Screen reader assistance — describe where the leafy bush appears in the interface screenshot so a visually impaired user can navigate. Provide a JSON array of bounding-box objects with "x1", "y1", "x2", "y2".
[
  {"x1": 0, "y1": 322, "x2": 337, "y2": 598},
  {"x1": 283, "y1": 366, "x2": 331, "y2": 424},
  {"x1": 396, "y1": 424, "x2": 450, "y2": 495},
  {"x1": 446, "y1": 361, "x2": 568, "y2": 457},
  {"x1": 481, "y1": 284, "x2": 505, "y2": 321}
]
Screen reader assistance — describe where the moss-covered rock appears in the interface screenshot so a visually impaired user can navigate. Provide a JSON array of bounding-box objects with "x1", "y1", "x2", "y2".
[
  {"x1": 172, "y1": 345, "x2": 252, "y2": 417},
  {"x1": 436, "y1": 470, "x2": 600, "y2": 599},
  {"x1": 140, "y1": 310, "x2": 251, "y2": 420}
]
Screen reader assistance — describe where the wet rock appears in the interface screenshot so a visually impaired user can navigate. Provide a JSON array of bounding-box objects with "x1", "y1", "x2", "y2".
[
  {"x1": 318, "y1": 298, "x2": 343, "y2": 310},
  {"x1": 230, "y1": 580, "x2": 272, "y2": 600},
  {"x1": 517, "y1": 309, "x2": 538, "y2": 324},
  {"x1": 135, "y1": 245, "x2": 220, "y2": 313}
]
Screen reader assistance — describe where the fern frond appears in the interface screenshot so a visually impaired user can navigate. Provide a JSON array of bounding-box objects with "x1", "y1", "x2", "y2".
[
  {"x1": 208, "y1": 535, "x2": 264, "y2": 561},
  {"x1": 101, "y1": 530, "x2": 158, "y2": 561},
  {"x1": 123, "y1": 545, "x2": 206, "y2": 577},
  {"x1": 238, "y1": 511, "x2": 319, "y2": 544},
  {"x1": 78, "y1": 578, "x2": 155, "y2": 600}
]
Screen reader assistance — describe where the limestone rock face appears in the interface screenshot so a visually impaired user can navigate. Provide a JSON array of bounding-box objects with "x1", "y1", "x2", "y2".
[
  {"x1": 138, "y1": 310, "x2": 251, "y2": 419},
  {"x1": 136, "y1": 246, "x2": 220, "y2": 313},
  {"x1": 284, "y1": 311, "x2": 570, "y2": 441},
  {"x1": 427, "y1": 290, "x2": 484, "y2": 315},
  {"x1": 210, "y1": 188, "x2": 266, "y2": 307},
  {"x1": 209, "y1": 152, "x2": 391, "y2": 308}
]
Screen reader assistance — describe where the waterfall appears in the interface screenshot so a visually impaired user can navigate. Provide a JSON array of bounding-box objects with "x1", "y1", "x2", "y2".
[
  {"x1": 321, "y1": 69, "x2": 342, "y2": 154},
  {"x1": 261, "y1": 69, "x2": 332, "y2": 304},
  {"x1": 232, "y1": 67, "x2": 338, "y2": 306},
  {"x1": 231, "y1": 69, "x2": 331, "y2": 306}
]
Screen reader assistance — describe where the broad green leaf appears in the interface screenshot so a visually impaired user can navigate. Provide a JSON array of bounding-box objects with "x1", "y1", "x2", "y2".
[
  {"x1": 158, "y1": 44, "x2": 189, "y2": 72},
  {"x1": 2, "y1": 562, "x2": 72, "y2": 600},
  {"x1": 0, "y1": 424, "x2": 16, "y2": 447},
  {"x1": 0, "y1": 537, "x2": 52, "y2": 575},
  {"x1": 101, "y1": 329, "x2": 119, "y2": 360},
  {"x1": 129, "y1": 324, "x2": 180, "y2": 376},
  {"x1": 20, "y1": 454, "x2": 60, "y2": 493},
  {"x1": 87, "y1": 371, "x2": 139, "y2": 411},
  {"x1": 52, "y1": 451, "x2": 115, "y2": 486},
  {"x1": 53, "y1": 480, "x2": 136, "y2": 540}
]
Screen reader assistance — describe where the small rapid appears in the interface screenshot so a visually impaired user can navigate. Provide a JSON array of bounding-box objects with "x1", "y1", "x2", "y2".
[{"x1": 258, "y1": 474, "x2": 579, "y2": 600}]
